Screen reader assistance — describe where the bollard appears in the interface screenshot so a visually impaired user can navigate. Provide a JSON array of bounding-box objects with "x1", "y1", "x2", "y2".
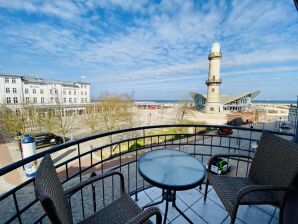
[{"x1": 21, "y1": 134, "x2": 37, "y2": 177}]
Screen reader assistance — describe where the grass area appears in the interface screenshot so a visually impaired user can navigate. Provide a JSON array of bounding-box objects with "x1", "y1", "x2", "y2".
[{"x1": 96, "y1": 121, "x2": 213, "y2": 160}]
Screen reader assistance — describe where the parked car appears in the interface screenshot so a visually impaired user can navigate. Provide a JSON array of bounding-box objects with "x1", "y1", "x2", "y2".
[
  {"x1": 33, "y1": 133, "x2": 64, "y2": 149},
  {"x1": 217, "y1": 127, "x2": 233, "y2": 135},
  {"x1": 280, "y1": 122, "x2": 291, "y2": 130}
]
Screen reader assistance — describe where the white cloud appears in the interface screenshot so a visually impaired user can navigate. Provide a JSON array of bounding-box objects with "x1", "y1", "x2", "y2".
[{"x1": 0, "y1": 0, "x2": 297, "y2": 99}]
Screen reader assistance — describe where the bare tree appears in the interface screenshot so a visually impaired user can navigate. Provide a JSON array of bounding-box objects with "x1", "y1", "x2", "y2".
[
  {"x1": 82, "y1": 104, "x2": 100, "y2": 135},
  {"x1": 54, "y1": 100, "x2": 75, "y2": 143},
  {"x1": 0, "y1": 106, "x2": 25, "y2": 135},
  {"x1": 42, "y1": 107, "x2": 57, "y2": 133},
  {"x1": 159, "y1": 105, "x2": 166, "y2": 121},
  {"x1": 176, "y1": 96, "x2": 193, "y2": 121},
  {"x1": 120, "y1": 92, "x2": 135, "y2": 130},
  {"x1": 97, "y1": 92, "x2": 135, "y2": 143}
]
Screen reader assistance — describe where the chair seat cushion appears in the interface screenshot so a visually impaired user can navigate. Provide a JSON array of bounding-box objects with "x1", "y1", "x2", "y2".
[
  {"x1": 208, "y1": 173, "x2": 276, "y2": 214},
  {"x1": 78, "y1": 193, "x2": 151, "y2": 224}
]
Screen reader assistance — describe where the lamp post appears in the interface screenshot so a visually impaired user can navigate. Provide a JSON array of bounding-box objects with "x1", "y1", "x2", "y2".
[
  {"x1": 16, "y1": 131, "x2": 24, "y2": 170},
  {"x1": 295, "y1": 96, "x2": 298, "y2": 143}
]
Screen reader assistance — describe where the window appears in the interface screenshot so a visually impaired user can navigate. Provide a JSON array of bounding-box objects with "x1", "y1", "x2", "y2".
[
  {"x1": 74, "y1": 91, "x2": 76, "y2": 95},
  {"x1": 50, "y1": 98, "x2": 53, "y2": 103},
  {"x1": 6, "y1": 97, "x2": 11, "y2": 104},
  {"x1": 13, "y1": 88, "x2": 17, "y2": 93},
  {"x1": 33, "y1": 89, "x2": 36, "y2": 94},
  {"x1": 5, "y1": 88, "x2": 10, "y2": 93},
  {"x1": 40, "y1": 89, "x2": 44, "y2": 94},
  {"x1": 69, "y1": 98, "x2": 72, "y2": 103},
  {"x1": 13, "y1": 97, "x2": 18, "y2": 104},
  {"x1": 33, "y1": 97, "x2": 37, "y2": 104},
  {"x1": 50, "y1": 89, "x2": 53, "y2": 94},
  {"x1": 81, "y1": 91, "x2": 83, "y2": 95},
  {"x1": 41, "y1": 97, "x2": 44, "y2": 104},
  {"x1": 12, "y1": 78, "x2": 16, "y2": 84},
  {"x1": 85, "y1": 91, "x2": 87, "y2": 95},
  {"x1": 74, "y1": 98, "x2": 77, "y2": 103},
  {"x1": 63, "y1": 98, "x2": 66, "y2": 103},
  {"x1": 63, "y1": 90, "x2": 66, "y2": 95},
  {"x1": 5, "y1": 78, "x2": 9, "y2": 83},
  {"x1": 85, "y1": 98, "x2": 87, "y2": 102},
  {"x1": 25, "y1": 97, "x2": 30, "y2": 104},
  {"x1": 212, "y1": 75, "x2": 215, "y2": 80},
  {"x1": 69, "y1": 90, "x2": 71, "y2": 95},
  {"x1": 210, "y1": 107, "x2": 214, "y2": 111},
  {"x1": 25, "y1": 88, "x2": 29, "y2": 94},
  {"x1": 212, "y1": 88, "x2": 214, "y2": 92},
  {"x1": 55, "y1": 89, "x2": 57, "y2": 94},
  {"x1": 81, "y1": 98, "x2": 83, "y2": 103}
]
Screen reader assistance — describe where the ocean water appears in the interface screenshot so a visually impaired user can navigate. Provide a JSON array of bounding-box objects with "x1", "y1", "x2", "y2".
[
  {"x1": 135, "y1": 99, "x2": 297, "y2": 105},
  {"x1": 252, "y1": 100, "x2": 297, "y2": 105}
]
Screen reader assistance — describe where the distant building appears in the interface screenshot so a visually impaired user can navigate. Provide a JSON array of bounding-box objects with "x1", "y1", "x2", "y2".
[
  {"x1": 288, "y1": 105, "x2": 298, "y2": 124},
  {"x1": 190, "y1": 43, "x2": 260, "y2": 113},
  {"x1": 0, "y1": 74, "x2": 91, "y2": 109}
]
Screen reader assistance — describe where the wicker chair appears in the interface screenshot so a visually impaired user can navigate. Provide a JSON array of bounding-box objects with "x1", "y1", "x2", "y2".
[
  {"x1": 35, "y1": 154, "x2": 162, "y2": 224},
  {"x1": 204, "y1": 132, "x2": 298, "y2": 224}
]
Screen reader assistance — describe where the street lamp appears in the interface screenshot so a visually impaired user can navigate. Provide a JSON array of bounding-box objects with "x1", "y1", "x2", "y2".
[{"x1": 16, "y1": 131, "x2": 24, "y2": 169}]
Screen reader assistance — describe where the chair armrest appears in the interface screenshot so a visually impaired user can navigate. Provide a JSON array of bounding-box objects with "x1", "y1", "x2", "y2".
[
  {"x1": 125, "y1": 207, "x2": 162, "y2": 224},
  {"x1": 207, "y1": 154, "x2": 253, "y2": 171},
  {"x1": 65, "y1": 171, "x2": 125, "y2": 196},
  {"x1": 235, "y1": 185, "x2": 297, "y2": 205}
]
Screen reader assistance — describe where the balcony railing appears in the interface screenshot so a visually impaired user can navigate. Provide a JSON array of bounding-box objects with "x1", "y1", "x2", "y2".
[{"x1": 0, "y1": 125, "x2": 294, "y2": 223}]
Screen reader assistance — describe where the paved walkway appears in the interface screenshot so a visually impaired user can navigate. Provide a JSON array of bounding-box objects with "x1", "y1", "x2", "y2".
[{"x1": 0, "y1": 132, "x2": 25, "y2": 189}]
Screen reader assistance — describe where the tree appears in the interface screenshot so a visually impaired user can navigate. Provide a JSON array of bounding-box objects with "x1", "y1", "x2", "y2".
[
  {"x1": 119, "y1": 92, "x2": 135, "y2": 130},
  {"x1": 159, "y1": 105, "x2": 166, "y2": 121},
  {"x1": 42, "y1": 107, "x2": 57, "y2": 133},
  {"x1": 0, "y1": 103, "x2": 28, "y2": 136},
  {"x1": 176, "y1": 96, "x2": 193, "y2": 121},
  {"x1": 97, "y1": 92, "x2": 135, "y2": 143},
  {"x1": 82, "y1": 104, "x2": 100, "y2": 135},
  {"x1": 54, "y1": 100, "x2": 75, "y2": 143}
]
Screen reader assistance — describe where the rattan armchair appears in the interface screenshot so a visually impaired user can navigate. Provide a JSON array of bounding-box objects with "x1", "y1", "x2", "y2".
[
  {"x1": 35, "y1": 154, "x2": 162, "y2": 224},
  {"x1": 204, "y1": 132, "x2": 298, "y2": 224}
]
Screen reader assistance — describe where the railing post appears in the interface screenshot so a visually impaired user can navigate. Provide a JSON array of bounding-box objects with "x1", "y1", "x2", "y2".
[{"x1": 295, "y1": 96, "x2": 298, "y2": 143}]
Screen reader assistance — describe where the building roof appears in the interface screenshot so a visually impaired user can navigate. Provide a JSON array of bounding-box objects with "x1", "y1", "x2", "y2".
[
  {"x1": 219, "y1": 90, "x2": 261, "y2": 104},
  {"x1": 0, "y1": 73, "x2": 22, "y2": 78},
  {"x1": 0, "y1": 73, "x2": 90, "y2": 85},
  {"x1": 190, "y1": 90, "x2": 261, "y2": 105}
]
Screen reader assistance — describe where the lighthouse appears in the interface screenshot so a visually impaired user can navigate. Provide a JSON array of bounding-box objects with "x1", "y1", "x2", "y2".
[{"x1": 205, "y1": 43, "x2": 222, "y2": 113}]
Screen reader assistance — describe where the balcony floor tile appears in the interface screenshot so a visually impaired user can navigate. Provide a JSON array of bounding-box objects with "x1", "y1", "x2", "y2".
[
  {"x1": 190, "y1": 197, "x2": 228, "y2": 224},
  {"x1": 171, "y1": 208, "x2": 207, "y2": 224},
  {"x1": 133, "y1": 184, "x2": 278, "y2": 224}
]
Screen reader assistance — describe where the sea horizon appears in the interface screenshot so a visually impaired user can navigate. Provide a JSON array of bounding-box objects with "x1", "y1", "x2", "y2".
[{"x1": 134, "y1": 99, "x2": 297, "y2": 105}]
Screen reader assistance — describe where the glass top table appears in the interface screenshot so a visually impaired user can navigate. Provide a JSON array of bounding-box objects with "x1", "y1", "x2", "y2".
[{"x1": 138, "y1": 149, "x2": 206, "y2": 224}]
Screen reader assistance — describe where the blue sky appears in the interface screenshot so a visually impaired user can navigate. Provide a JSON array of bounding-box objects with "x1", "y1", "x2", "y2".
[{"x1": 0, "y1": 0, "x2": 297, "y2": 100}]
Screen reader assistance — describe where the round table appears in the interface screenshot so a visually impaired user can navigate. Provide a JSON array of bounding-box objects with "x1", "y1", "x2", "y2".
[{"x1": 138, "y1": 149, "x2": 206, "y2": 224}]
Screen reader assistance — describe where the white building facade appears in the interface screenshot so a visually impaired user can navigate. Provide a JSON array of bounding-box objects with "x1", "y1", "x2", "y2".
[{"x1": 0, "y1": 74, "x2": 91, "y2": 108}]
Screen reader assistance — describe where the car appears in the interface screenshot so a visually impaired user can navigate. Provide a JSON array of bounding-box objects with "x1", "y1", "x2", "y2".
[
  {"x1": 33, "y1": 133, "x2": 64, "y2": 149},
  {"x1": 280, "y1": 122, "x2": 291, "y2": 130},
  {"x1": 217, "y1": 127, "x2": 233, "y2": 135}
]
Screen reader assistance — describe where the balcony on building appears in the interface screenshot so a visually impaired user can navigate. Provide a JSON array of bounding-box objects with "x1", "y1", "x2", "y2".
[{"x1": 0, "y1": 124, "x2": 296, "y2": 224}]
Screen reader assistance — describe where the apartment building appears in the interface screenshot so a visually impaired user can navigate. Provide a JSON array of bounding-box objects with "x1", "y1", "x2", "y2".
[{"x1": 0, "y1": 74, "x2": 90, "y2": 108}]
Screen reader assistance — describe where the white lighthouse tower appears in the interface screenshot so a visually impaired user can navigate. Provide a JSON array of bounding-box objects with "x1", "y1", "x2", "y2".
[{"x1": 205, "y1": 43, "x2": 222, "y2": 113}]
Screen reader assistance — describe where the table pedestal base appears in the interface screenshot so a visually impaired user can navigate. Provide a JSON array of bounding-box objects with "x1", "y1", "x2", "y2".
[{"x1": 142, "y1": 189, "x2": 193, "y2": 224}]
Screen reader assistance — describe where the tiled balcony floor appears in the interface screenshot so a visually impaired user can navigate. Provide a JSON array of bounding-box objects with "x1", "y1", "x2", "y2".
[{"x1": 132, "y1": 184, "x2": 279, "y2": 224}]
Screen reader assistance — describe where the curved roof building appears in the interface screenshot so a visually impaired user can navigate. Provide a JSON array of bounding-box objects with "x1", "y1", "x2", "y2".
[{"x1": 190, "y1": 43, "x2": 260, "y2": 113}]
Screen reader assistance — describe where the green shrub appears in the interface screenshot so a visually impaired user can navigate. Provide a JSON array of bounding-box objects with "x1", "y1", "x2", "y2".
[{"x1": 128, "y1": 139, "x2": 144, "y2": 151}]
